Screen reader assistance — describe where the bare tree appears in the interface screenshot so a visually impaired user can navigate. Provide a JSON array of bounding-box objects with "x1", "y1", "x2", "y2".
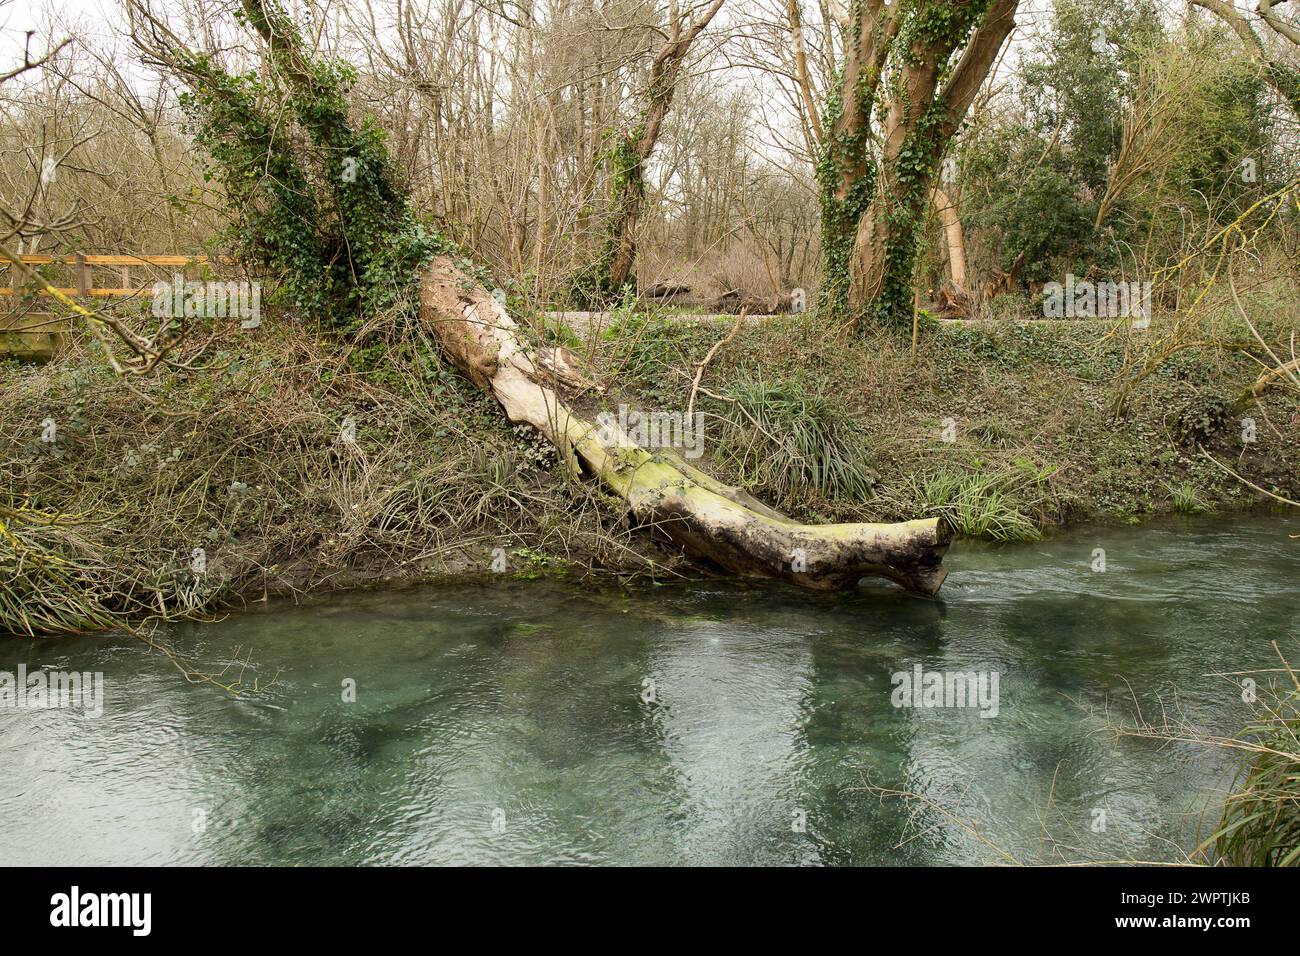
[
  {"x1": 1192, "y1": 0, "x2": 1300, "y2": 116},
  {"x1": 600, "y1": 0, "x2": 727, "y2": 296}
]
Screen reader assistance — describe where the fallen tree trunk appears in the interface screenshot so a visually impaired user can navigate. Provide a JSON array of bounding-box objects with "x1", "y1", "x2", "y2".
[
  {"x1": 712, "y1": 289, "x2": 798, "y2": 315},
  {"x1": 420, "y1": 255, "x2": 952, "y2": 595}
]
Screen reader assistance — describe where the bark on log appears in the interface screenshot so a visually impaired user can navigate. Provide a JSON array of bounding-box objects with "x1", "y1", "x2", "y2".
[
  {"x1": 644, "y1": 282, "x2": 692, "y2": 300},
  {"x1": 420, "y1": 255, "x2": 952, "y2": 595},
  {"x1": 713, "y1": 289, "x2": 795, "y2": 314}
]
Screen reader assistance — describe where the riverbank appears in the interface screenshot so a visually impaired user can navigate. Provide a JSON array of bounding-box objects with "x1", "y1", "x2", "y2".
[
  {"x1": 1, "y1": 299, "x2": 1296, "y2": 633},
  {"x1": 570, "y1": 300, "x2": 1298, "y2": 534}
]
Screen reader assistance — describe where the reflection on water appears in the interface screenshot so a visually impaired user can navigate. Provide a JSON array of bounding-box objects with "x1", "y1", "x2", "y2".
[{"x1": 1, "y1": 514, "x2": 1297, "y2": 865}]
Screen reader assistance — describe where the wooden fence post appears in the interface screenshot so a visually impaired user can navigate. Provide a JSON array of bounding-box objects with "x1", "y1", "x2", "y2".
[{"x1": 75, "y1": 253, "x2": 89, "y2": 298}]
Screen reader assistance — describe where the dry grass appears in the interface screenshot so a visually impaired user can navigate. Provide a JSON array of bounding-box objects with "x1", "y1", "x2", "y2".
[
  {"x1": 0, "y1": 320, "x2": 662, "y2": 636},
  {"x1": 638, "y1": 241, "x2": 803, "y2": 301}
]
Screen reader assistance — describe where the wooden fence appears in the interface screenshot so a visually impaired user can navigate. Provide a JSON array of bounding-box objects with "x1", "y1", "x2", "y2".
[
  {"x1": 0, "y1": 253, "x2": 217, "y2": 358},
  {"x1": 0, "y1": 253, "x2": 213, "y2": 298}
]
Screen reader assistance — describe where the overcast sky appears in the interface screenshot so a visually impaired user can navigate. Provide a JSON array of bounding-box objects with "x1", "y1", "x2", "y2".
[{"x1": 0, "y1": 0, "x2": 1105, "y2": 78}]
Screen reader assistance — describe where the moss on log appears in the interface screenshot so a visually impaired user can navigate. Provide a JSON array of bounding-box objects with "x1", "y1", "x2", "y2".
[{"x1": 420, "y1": 256, "x2": 951, "y2": 595}]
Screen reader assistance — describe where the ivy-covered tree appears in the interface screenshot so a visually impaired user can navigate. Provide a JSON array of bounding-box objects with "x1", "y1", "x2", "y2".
[
  {"x1": 1017, "y1": 0, "x2": 1161, "y2": 197},
  {"x1": 1192, "y1": 0, "x2": 1300, "y2": 118},
  {"x1": 573, "y1": 0, "x2": 726, "y2": 307},
  {"x1": 817, "y1": 0, "x2": 1019, "y2": 332},
  {"x1": 128, "y1": 0, "x2": 442, "y2": 332}
]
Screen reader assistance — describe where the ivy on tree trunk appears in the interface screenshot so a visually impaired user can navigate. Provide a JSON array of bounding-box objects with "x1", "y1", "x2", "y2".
[
  {"x1": 817, "y1": 0, "x2": 1019, "y2": 332},
  {"x1": 147, "y1": 0, "x2": 446, "y2": 332},
  {"x1": 572, "y1": 0, "x2": 726, "y2": 307}
]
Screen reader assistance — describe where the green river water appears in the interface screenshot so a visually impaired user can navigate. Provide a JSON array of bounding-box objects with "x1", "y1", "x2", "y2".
[{"x1": 2, "y1": 515, "x2": 1297, "y2": 865}]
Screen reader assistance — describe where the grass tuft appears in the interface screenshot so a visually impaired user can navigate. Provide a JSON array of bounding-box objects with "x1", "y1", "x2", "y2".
[
  {"x1": 907, "y1": 463, "x2": 1052, "y2": 541},
  {"x1": 1167, "y1": 480, "x2": 1208, "y2": 514},
  {"x1": 714, "y1": 375, "x2": 877, "y2": 509},
  {"x1": 1207, "y1": 685, "x2": 1300, "y2": 866}
]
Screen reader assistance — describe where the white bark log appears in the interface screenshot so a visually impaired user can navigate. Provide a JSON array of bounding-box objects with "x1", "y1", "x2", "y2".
[{"x1": 420, "y1": 256, "x2": 952, "y2": 595}]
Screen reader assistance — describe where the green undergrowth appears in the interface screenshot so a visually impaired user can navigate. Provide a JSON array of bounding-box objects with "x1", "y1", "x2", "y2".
[{"x1": 581, "y1": 301, "x2": 1299, "y2": 540}]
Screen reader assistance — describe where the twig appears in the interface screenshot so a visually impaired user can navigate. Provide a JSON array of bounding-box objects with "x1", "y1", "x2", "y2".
[
  {"x1": 1197, "y1": 443, "x2": 1300, "y2": 509},
  {"x1": 686, "y1": 306, "x2": 746, "y2": 421}
]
